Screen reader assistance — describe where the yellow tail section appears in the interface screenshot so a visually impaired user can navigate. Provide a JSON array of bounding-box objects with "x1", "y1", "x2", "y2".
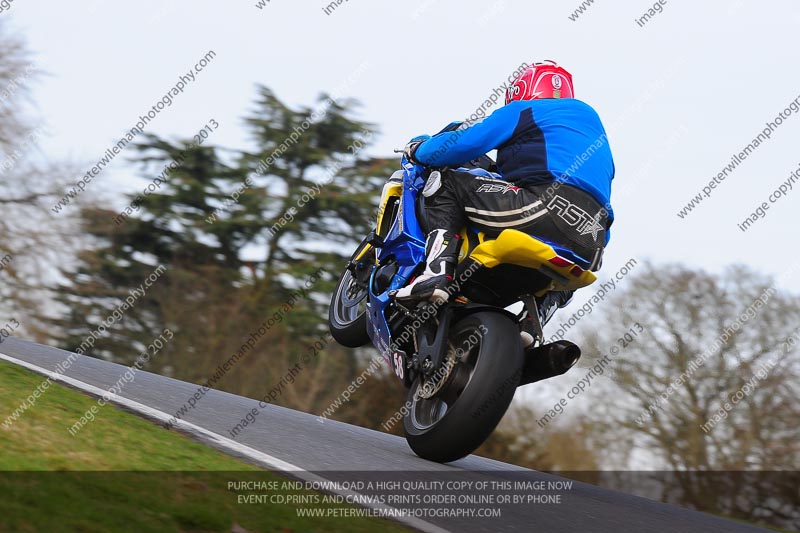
[{"x1": 465, "y1": 229, "x2": 597, "y2": 291}]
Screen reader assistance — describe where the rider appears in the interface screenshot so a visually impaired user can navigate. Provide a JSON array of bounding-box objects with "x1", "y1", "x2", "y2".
[{"x1": 394, "y1": 60, "x2": 615, "y2": 324}]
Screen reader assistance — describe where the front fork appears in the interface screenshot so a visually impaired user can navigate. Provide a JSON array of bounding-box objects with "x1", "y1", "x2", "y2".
[{"x1": 346, "y1": 230, "x2": 384, "y2": 288}]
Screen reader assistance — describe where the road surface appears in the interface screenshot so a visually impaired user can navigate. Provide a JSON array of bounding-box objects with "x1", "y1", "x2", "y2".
[{"x1": 0, "y1": 337, "x2": 769, "y2": 533}]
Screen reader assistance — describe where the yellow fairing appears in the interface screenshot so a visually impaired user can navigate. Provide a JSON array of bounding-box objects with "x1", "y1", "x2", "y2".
[
  {"x1": 376, "y1": 181, "x2": 403, "y2": 234},
  {"x1": 353, "y1": 180, "x2": 403, "y2": 263},
  {"x1": 467, "y1": 229, "x2": 597, "y2": 291},
  {"x1": 353, "y1": 242, "x2": 373, "y2": 263}
]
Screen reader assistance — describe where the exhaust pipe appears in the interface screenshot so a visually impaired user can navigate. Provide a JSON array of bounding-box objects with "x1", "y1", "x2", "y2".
[{"x1": 518, "y1": 340, "x2": 581, "y2": 386}]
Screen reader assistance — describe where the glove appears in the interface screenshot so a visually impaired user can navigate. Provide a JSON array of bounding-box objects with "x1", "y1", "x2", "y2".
[{"x1": 403, "y1": 134, "x2": 430, "y2": 165}]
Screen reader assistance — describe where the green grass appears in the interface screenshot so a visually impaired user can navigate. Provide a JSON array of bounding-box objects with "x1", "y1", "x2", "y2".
[{"x1": 0, "y1": 361, "x2": 410, "y2": 532}]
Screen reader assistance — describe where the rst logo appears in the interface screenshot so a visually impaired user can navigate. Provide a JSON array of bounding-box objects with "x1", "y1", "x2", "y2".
[
  {"x1": 476, "y1": 183, "x2": 522, "y2": 194},
  {"x1": 546, "y1": 195, "x2": 605, "y2": 239}
]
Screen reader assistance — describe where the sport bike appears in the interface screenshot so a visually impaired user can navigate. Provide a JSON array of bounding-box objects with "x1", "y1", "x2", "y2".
[{"x1": 328, "y1": 124, "x2": 598, "y2": 463}]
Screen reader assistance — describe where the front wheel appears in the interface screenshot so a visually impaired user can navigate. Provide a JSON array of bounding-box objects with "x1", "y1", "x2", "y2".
[
  {"x1": 404, "y1": 311, "x2": 523, "y2": 463},
  {"x1": 328, "y1": 252, "x2": 372, "y2": 348}
]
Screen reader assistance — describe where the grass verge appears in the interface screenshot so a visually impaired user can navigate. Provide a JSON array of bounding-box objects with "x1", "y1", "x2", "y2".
[{"x1": 0, "y1": 360, "x2": 409, "y2": 532}]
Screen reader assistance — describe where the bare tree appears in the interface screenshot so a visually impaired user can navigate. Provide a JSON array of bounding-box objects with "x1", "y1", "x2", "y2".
[
  {"x1": 584, "y1": 263, "x2": 800, "y2": 528},
  {"x1": 0, "y1": 22, "x2": 82, "y2": 339}
]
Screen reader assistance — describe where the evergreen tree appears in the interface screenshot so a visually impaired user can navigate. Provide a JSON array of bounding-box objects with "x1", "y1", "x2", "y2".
[{"x1": 54, "y1": 88, "x2": 395, "y2": 395}]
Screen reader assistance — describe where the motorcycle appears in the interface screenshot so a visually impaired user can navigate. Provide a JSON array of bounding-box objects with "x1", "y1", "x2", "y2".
[{"x1": 328, "y1": 124, "x2": 599, "y2": 463}]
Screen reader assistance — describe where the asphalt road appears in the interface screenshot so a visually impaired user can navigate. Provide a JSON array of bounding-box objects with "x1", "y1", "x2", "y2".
[{"x1": 0, "y1": 337, "x2": 770, "y2": 533}]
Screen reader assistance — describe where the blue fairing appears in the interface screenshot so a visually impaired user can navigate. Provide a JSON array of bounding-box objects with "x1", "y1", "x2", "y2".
[{"x1": 366, "y1": 158, "x2": 427, "y2": 361}]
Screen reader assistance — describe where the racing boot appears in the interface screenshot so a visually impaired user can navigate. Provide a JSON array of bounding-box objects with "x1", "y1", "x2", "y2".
[{"x1": 393, "y1": 229, "x2": 461, "y2": 305}]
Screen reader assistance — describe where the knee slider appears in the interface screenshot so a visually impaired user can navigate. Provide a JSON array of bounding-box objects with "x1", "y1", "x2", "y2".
[{"x1": 422, "y1": 171, "x2": 442, "y2": 198}]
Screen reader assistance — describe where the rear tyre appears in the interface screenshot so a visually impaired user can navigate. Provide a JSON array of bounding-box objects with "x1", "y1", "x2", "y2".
[{"x1": 404, "y1": 311, "x2": 523, "y2": 463}]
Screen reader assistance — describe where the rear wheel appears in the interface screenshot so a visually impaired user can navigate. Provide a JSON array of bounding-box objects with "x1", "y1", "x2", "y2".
[{"x1": 404, "y1": 311, "x2": 523, "y2": 463}]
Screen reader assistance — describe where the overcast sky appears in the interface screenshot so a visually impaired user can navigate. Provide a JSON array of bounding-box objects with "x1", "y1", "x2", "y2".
[
  {"x1": 6, "y1": 1, "x2": 800, "y2": 297},
  {"x1": 4, "y1": 3, "x2": 799, "y2": 464}
]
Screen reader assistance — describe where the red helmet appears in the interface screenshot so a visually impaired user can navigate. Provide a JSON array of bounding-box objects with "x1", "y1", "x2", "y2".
[{"x1": 505, "y1": 60, "x2": 574, "y2": 104}]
